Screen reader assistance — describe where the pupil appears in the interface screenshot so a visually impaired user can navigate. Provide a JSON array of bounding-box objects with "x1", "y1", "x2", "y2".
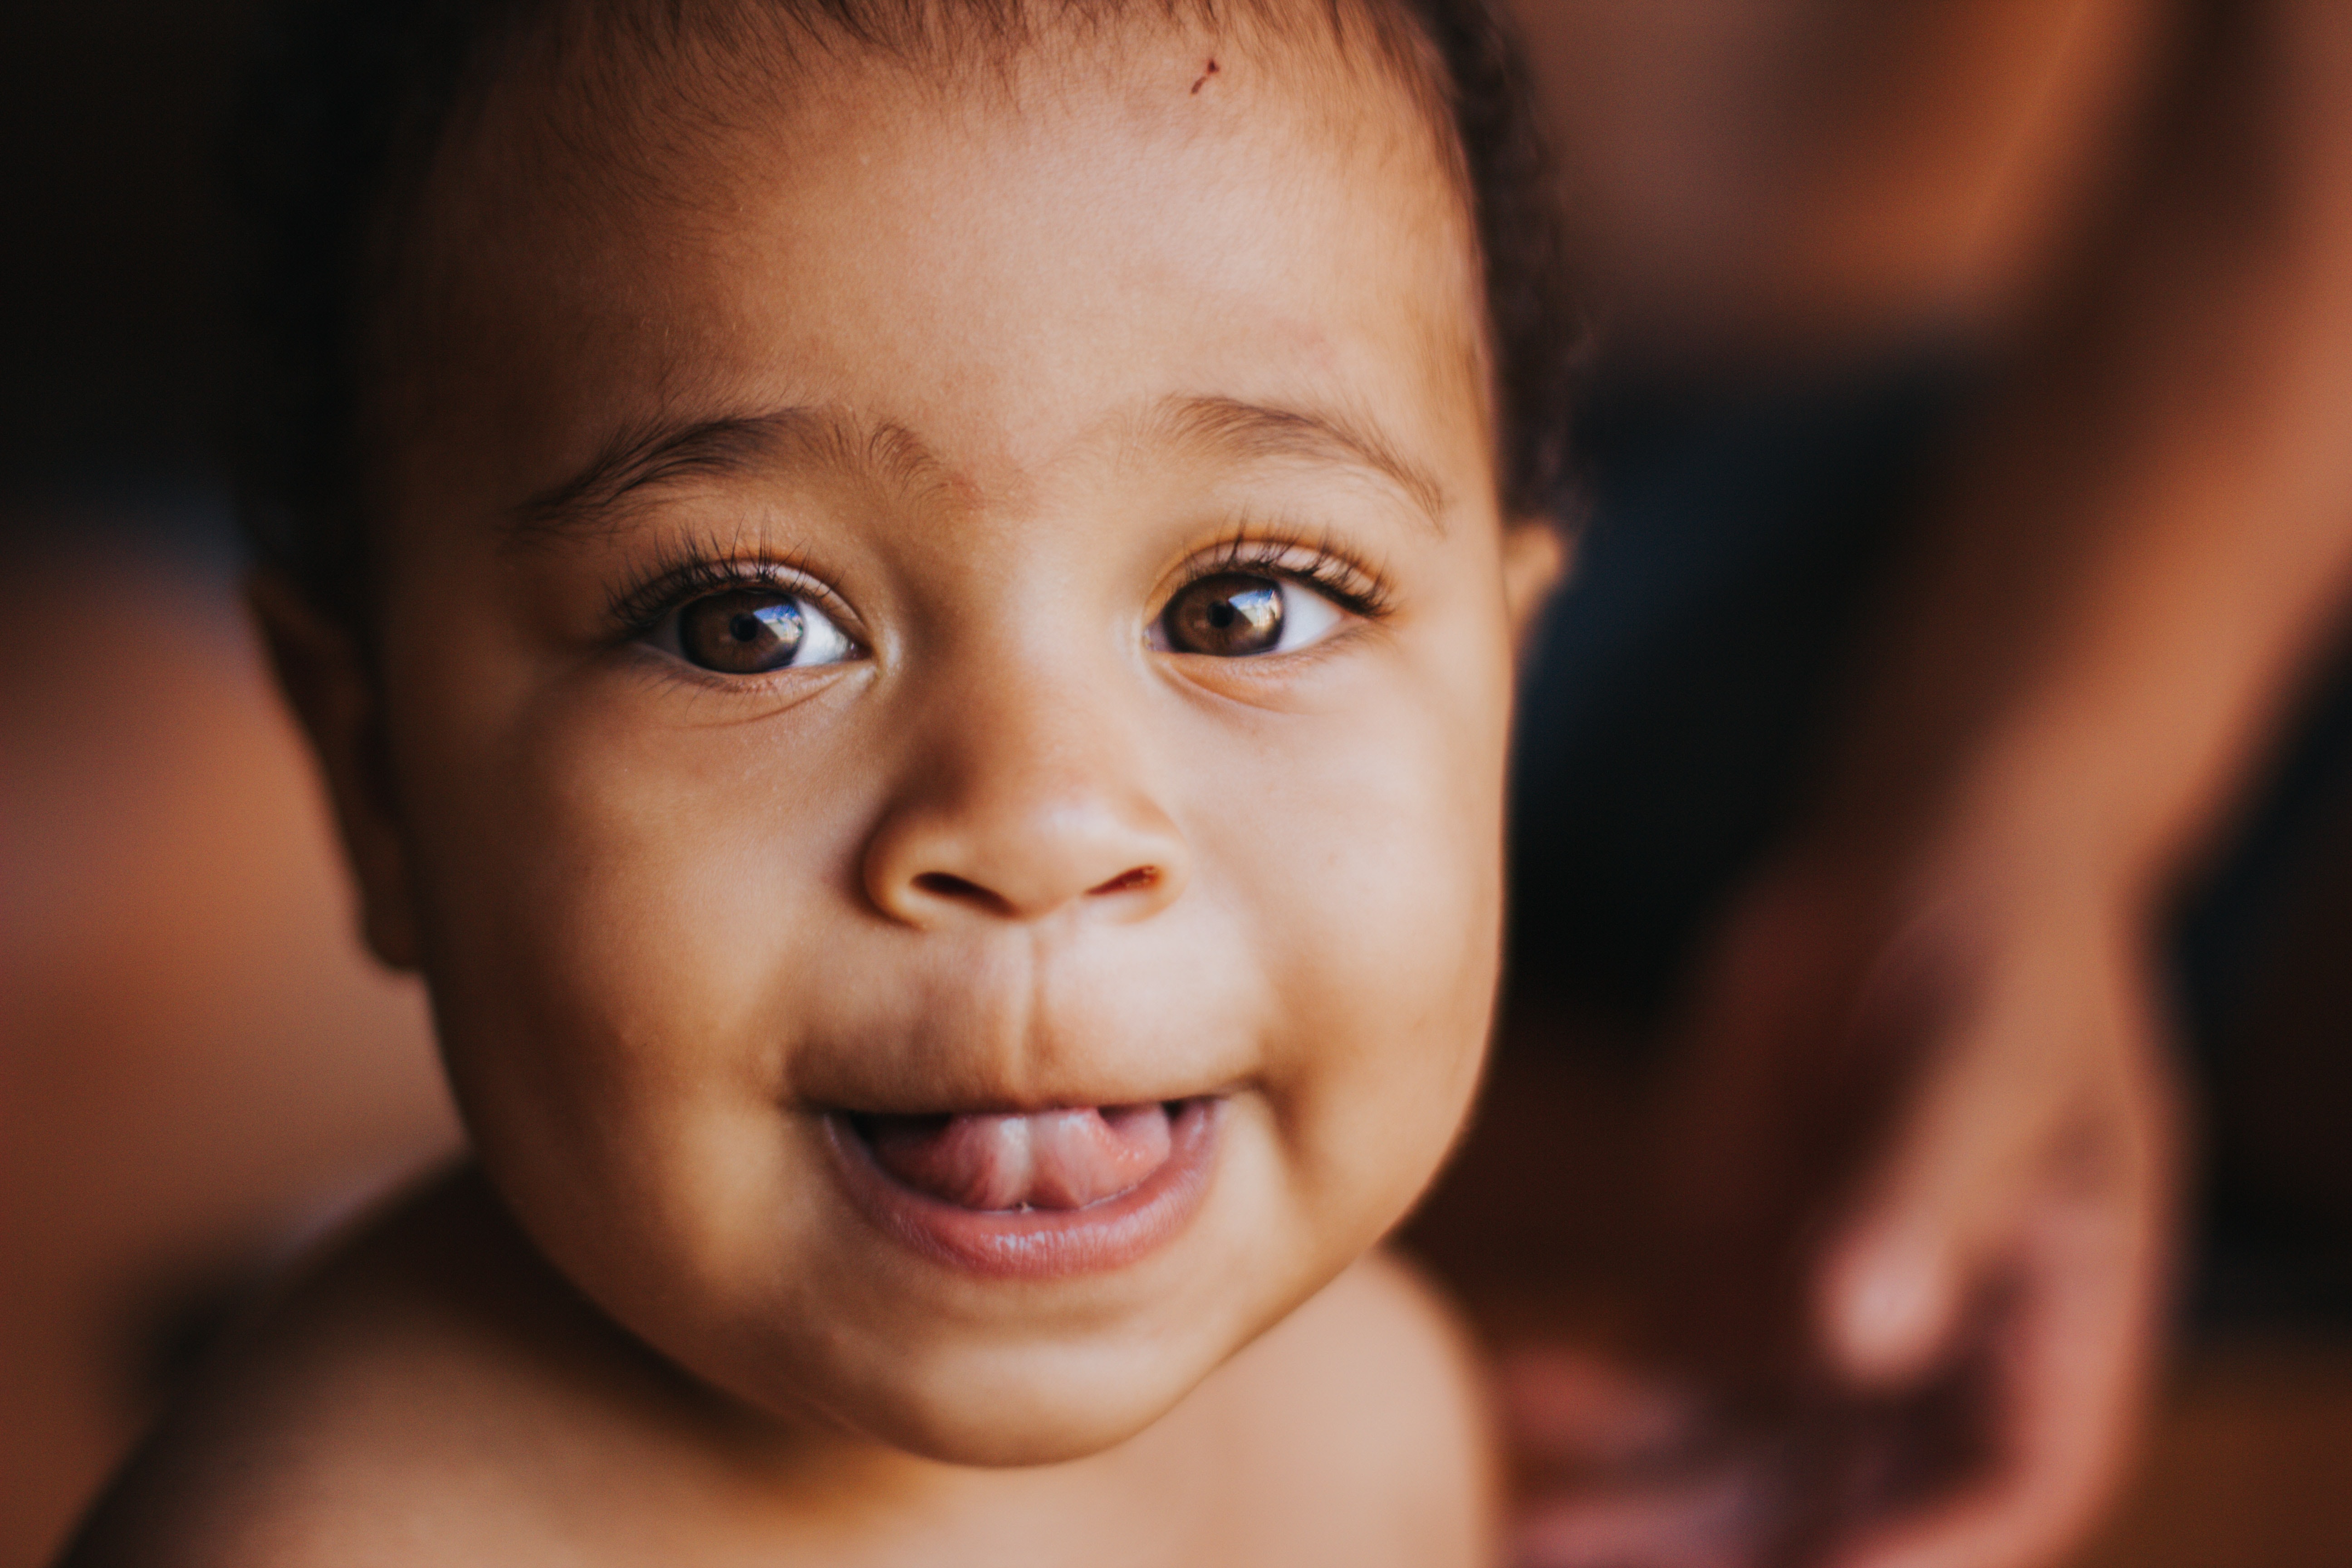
[{"x1": 1207, "y1": 602, "x2": 1238, "y2": 630}]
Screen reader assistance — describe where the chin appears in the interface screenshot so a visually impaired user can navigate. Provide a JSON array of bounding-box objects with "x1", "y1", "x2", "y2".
[{"x1": 828, "y1": 1335, "x2": 1232, "y2": 1467}]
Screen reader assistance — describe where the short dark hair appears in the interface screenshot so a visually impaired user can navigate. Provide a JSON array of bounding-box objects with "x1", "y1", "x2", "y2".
[{"x1": 226, "y1": 0, "x2": 1586, "y2": 608}]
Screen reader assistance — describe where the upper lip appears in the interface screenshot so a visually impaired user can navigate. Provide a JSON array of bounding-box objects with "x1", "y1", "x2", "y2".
[{"x1": 804, "y1": 1084, "x2": 1240, "y2": 1119}]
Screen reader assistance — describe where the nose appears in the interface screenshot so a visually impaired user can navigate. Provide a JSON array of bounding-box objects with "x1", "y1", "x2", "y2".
[{"x1": 862, "y1": 673, "x2": 1190, "y2": 928}]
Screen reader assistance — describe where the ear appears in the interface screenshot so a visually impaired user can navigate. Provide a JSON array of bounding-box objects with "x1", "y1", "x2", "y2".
[
  {"x1": 1501, "y1": 517, "x2": 1571, "y2": 662},
  {"x1": 246, "y1": 573, "x2": 422, "y2": 971}
]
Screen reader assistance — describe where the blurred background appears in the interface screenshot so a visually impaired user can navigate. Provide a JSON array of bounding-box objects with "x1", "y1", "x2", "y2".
[
  {"x1": 3, "y1": 1, "x2": 2348, "y2": 1565},
  {"x1": 1, "y1": 4, "x2": 461, "y2": 1558}
]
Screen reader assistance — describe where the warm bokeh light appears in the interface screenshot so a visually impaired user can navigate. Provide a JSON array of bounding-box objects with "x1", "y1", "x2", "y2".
[{"x1": 0, "y1": 515, "x2": 460, "y2": 1565}]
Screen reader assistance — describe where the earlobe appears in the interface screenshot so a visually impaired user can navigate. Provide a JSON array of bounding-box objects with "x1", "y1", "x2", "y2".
[
  {"x1": 245, "y1": 573, "x2": 422, "y2": 971},
  {"x1": 1500, "y1": 518, "x2": 1571, "y2": 662}
]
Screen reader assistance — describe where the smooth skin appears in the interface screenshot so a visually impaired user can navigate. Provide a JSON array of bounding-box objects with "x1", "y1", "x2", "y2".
[{"x1": 65, "y1": 17, "x2": 1561, "y2": 1567}]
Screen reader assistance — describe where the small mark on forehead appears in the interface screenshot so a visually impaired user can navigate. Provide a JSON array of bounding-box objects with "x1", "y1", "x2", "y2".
[{"x1": 1191, "y1": 58, "x2": 1220, "y2": 94}]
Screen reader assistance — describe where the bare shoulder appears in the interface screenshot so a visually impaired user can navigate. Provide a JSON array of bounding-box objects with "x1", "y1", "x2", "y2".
[
  {"x1": 56, "y1": 1167, "x2": 718, "y2": 1568},
  {"x1": 58, "y1": 1186, "x2": 1498, "y2": 1568},
  {"x1": 1161, "y1": 1247, "x2": 1500, "y2": 1568}
]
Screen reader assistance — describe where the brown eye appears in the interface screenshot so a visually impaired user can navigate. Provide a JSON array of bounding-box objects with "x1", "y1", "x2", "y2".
[
  {"x1": 675, "y1": 589, "x2": 851, "y2": 673},
  {"x1": 1162, "y1": 573, "x2": 1285, "y2": 656},
  {"x1": 1157, "y1": 571, "x2": 1345, "y2": 657}
]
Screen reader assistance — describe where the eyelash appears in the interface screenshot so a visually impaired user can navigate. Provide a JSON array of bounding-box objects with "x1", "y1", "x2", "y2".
[
  {"x1": 1170, "y1": 526, "x2": 1396, "y2": 622},
  {"x1": 606, "y1": 541, "x2": 841, "y2": 643},
  {"x1": 602, "y1": 525, "x2": 1396, "y2": 642}
]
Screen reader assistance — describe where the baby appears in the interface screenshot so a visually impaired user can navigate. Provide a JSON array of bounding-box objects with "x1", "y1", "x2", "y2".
[{"x1": 66, "y1": 0, "x2": 1578, "y2": 1561}]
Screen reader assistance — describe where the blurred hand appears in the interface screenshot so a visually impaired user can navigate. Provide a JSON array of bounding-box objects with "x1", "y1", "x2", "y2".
[{"x1": 1509, "y1": 819, "x2": 2182, "y2": 1568}]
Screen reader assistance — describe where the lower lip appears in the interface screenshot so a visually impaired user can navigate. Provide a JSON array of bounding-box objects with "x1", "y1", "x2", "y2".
[{"x1": 823, "y1": 1098, "x2": 1224, "y2": 1279}]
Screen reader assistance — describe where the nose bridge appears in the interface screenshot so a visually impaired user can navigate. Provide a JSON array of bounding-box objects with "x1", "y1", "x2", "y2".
[{"x1": 863, "y1": 635, "x2": 1188, "y2": 926}]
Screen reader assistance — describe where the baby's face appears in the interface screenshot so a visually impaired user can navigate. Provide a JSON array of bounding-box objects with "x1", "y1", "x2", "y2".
[{"x1": 339, "y1": 27, "x2": 1552, "y2": 1463}]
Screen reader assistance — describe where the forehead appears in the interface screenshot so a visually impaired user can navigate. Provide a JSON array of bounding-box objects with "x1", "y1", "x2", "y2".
[{"x1": 383, "y1": 8, "x2": 1492, "y2": 519}]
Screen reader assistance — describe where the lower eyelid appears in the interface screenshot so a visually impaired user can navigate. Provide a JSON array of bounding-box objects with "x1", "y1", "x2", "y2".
[{"x1": 627, "y1": 646, "x2": 865, "y2": 702}]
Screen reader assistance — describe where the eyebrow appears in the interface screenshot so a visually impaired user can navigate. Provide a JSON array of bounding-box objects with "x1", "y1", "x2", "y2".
[
  {"x1": 511, "y1": 406, "x2": 939, "y2": 535},
  {"x1": 1152, "y1": 394, "x2": 1450, "y2": 529},
  {"x1": 511, "y1": 393, "x2": 1450, "y2": 536}
]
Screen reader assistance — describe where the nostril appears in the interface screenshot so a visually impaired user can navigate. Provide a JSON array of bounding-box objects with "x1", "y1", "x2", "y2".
[
  {"x1": 912, "y1": 872, "x2": 1013, "y2": 914},
  {"x1": 897, "y1": 863, "x2": 1168, "y2": 920}
]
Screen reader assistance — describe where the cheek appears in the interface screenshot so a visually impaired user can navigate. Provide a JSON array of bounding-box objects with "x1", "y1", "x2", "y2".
[
  {"x1": 1185, "y1": 627, "x2": 1514, "y2": 1227},
  {"x1": 386, "y1": 646, "x2": 862, "y2": 1200}
]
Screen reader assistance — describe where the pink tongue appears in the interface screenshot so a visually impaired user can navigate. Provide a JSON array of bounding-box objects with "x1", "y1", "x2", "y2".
[{"x1": 862, "y1": 1104, "x2": 1176, "y2": 1211}]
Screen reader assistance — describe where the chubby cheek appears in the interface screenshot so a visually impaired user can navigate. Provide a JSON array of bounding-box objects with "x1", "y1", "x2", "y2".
[
  {"x1": 1189, "y1": 624, "x2": 1514, "y2": 1258},
  {"x1": 385, "y1": 640, "x2": 860, "y2": 1289}
]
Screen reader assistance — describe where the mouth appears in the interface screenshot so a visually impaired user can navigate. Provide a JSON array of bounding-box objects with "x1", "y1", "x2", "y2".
[{"x1": 823, "y1": 1098, "x2": 1223, "y2": 1279}]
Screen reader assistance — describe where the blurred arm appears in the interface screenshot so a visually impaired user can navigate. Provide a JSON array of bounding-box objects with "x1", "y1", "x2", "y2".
[
  {"x1": 1515, "y1": 0, "x2": 2169, "y2": 367},
  {"x1": 1757, "y1": 3, "x2": 2352, "y2": 1563},
  {"x1": 1512, "y1": 3, "x2": 2352, "y2": 1566},
  {"x1": 1840, "y1": 0, "x2": 2352, "y2": 905}
]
